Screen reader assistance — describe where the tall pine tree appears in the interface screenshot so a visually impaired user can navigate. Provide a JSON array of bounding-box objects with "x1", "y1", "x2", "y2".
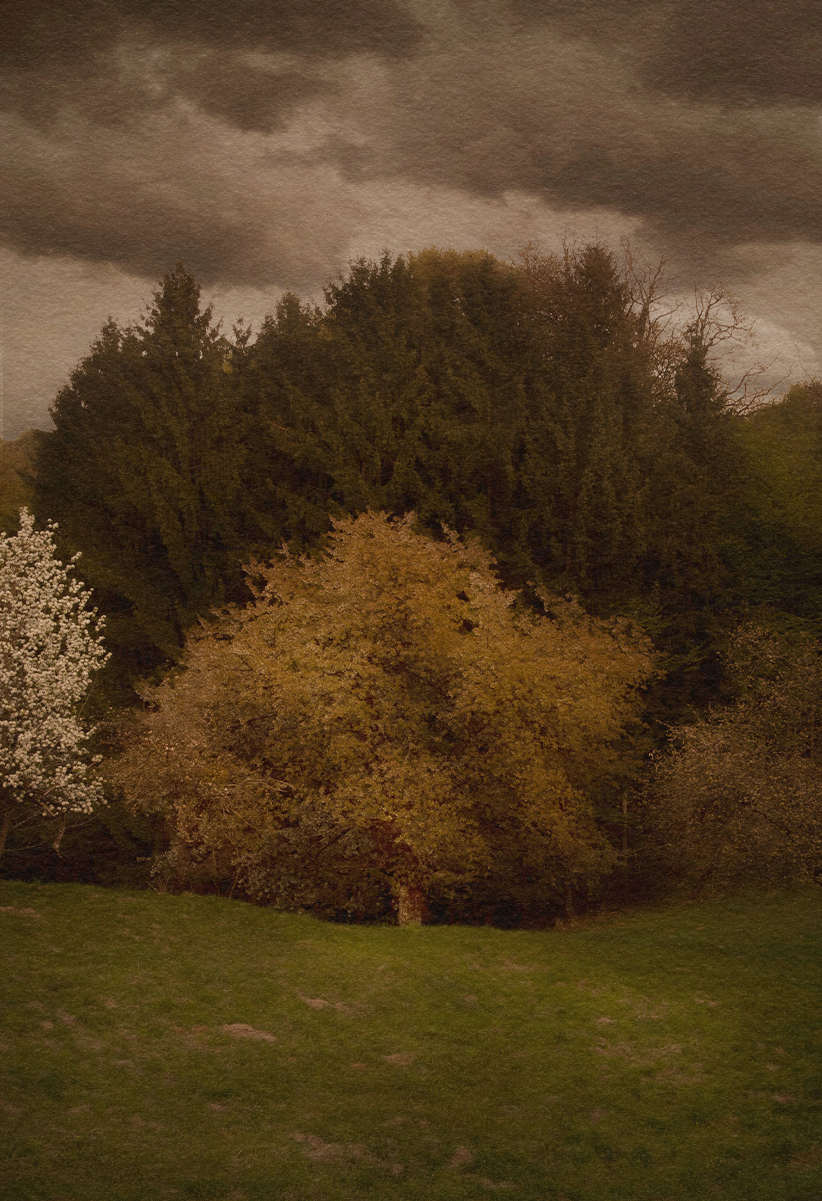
[
  {"x1": 34, "y1": 265, "x2": 248, "y2": 679},
  {"x1": 519, "y1": 243, "x2": 653, "y2": 602}
]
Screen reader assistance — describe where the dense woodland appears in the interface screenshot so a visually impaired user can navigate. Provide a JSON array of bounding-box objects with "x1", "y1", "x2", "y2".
[{"x1": 2, "y1": 243, "x2": 821, "y2": 923}]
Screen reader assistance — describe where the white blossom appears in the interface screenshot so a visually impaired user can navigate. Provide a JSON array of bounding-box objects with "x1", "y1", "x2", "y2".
[{"x1": 0, "y1": 509, "x2": 109, "y2": 851}]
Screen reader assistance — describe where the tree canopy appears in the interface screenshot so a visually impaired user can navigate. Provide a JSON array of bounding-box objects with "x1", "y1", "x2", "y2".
[
  {"x1": 646, "y1": 626, "x2": 822, "y2": 894},
  {"x1": 0, "y1": 509, "x2": 109, "y2": 856},
  {"x1": 107, "y1": 512, "x2": 655, "y2": 922},
  {"x1": 32, "y1": 246, "x2": 752, "y2": 715},
  {"x1": 26, "y1": 242, "x2": 822, "y2": 913}
]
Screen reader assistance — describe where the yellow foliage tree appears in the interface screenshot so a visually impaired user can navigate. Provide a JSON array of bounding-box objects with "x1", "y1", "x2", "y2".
[{"x1": 108, "y1": 512, "x2": 655, "y2": 922}]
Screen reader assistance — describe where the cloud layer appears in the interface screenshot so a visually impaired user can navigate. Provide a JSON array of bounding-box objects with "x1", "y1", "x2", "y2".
[
  {"x1": 4, "y1": 0, "x2": 822, "y2": 286},
  {"x1": 2, "y1": 0, "x2": 820, "y2": 435}
]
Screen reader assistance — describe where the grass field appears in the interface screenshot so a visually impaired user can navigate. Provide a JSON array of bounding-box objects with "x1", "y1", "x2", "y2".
[{"x1": 1, "y1": 880, "x2": 820, "y2": 1200}]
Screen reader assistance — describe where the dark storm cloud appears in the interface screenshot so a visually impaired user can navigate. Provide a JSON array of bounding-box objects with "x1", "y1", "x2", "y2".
[
  {"x1": 506, "y1": 0, "x2": 822, "y2": 106},
  {"x1": 641, "y1": 0, "x2": 822, "y2": 106},
  {"x1": 551, "y1": 149, "x2": 822, "y2": 245},
  {"x1": 2, "y1": 145, "x2": 261, "y2": 282},
  {"x1": 376, "y1": 16, "x2": 822, "y2": 247},
  {"x1": 178, "y1": 59, "x2": 330, "y2": 134},
  {"x1": 1, "y1": 0, "x2": 821, "y2": 292},
  {"x1": 0, "y1": 0, "x2": 424, "y2": 286},
  {"x1": 0, "y1": 0, "x2": 425, "y2": 70},
  {"x1": 0, "y1": 0, "x2": 424, "y2": 127},
  {"x1": 122, "y1": 0, "x2": 425, "y2": 57},
  {"x1": 0, "y1": 101, "x2": 364, "y2": 289}
]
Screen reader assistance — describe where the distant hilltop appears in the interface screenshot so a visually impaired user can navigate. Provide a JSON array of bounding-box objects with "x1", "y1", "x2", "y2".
[{"x1": 0, "y1": 431, "x2": 37, "y2": 532}]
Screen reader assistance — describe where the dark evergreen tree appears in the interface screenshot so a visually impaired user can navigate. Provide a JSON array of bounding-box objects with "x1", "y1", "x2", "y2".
[
  {"x1": 403, "y1": 247, "x2": 531, "y2": 570},
  {"x1": 636, "y1": 324, "x2": 746, "y2": 712},
  {"x1": 513, "y1": 245, "x2": 752, "y2": 721},
  {"x1": 644, "y1": 327, "x2": 742, "y2": 623},
  {"x1": 241, "y1": 291, "x2": 337, "y2": 554},
  {"x1": 245, "y1": 249, "x2": 534, "y2": 577},
  {"x1": 519, "y1": 243, "x2": 653, "y2": 602},
  {"x1": 34, "y1": 265, "x2": 249, "y2": 680}
]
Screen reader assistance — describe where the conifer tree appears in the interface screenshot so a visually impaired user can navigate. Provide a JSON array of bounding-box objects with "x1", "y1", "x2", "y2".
[
  {"x1": 241, "y1": 291, "x2": 338, "y2": 553},
  {"x1": 313, "y1": 249, "x2": 533, "y2": 564},
  {"x1": 519, "y1": 243, "x2": 653, "y2": 602},
  {"x1": 34, "y1": 265, "x2": 249, "y2": 677},
  {"x1": 641, "y1": 324, "x2": 744, "y2": 706}
]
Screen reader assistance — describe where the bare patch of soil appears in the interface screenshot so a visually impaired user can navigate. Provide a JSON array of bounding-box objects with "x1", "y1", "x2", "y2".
[
  {"x1": 450, "y1": 1145, "x2": 473, "y2": 1167},
  {"x1": 654, "y1": 1063, "x2": 705, "y2": 1084},
  {"x1": 292, "y1": 1132, "x2": 361, "y2": 1162},
  {"x1": 221, "y1": 1024, "x2": 276, "y2": 1043},
  {"x1": 298, "y1": 995, "x2": 354, "y2": 1015},
  {"x1": 631, "y1": 999, "x2": 668, "y2": 1021},
  {"x1": 594, "y1": 1040, "x2": 682, "y2": 1066},
  {"x1": 790, "y1": 1144, "x2": 822, "y2": 1168},
  {"x1": 290, "y1": 1131, "x2": 402, "y2": 1175}
]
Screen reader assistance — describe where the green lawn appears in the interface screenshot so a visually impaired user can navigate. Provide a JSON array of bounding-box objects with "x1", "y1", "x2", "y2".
[{"x1": 1, "y1": 880, "x2": 820, "y2": 1201}]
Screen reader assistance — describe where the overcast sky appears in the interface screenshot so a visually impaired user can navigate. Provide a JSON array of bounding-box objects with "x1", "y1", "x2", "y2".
[{"x1": 2, "y1": 0, "x2": 821, "y2": 439}]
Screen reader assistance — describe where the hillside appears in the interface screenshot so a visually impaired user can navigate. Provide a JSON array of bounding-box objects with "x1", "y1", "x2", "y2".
[
  {"x1": 2, "y1": 881, "x2": 820, "y2": 1200},
  {"x1": 0, "y1": 430, "x2": 37, "y2": 532}
]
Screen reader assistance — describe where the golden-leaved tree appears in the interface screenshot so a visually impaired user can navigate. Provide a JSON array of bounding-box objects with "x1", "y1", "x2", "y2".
[{"x1": 108, "y1": 512, "x2": 655, "y2": 923}]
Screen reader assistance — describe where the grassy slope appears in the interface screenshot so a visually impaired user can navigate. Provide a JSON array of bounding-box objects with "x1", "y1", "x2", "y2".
[{"x1": 1, "y1": 881, "x2": 820, "y2": 1201}]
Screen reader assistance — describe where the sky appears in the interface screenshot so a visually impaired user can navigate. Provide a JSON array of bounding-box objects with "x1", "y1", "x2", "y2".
[{"x1": 2, "y1": 0, "x2": 822, "y2": 439}]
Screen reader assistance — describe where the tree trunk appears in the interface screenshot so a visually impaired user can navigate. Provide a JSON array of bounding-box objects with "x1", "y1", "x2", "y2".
[
  {"x1": 563, "y1": 881, "x2": 575, "y2": 923},
  {"x1": 52, "y1": 812, "x2": 67, "y2": 856},
  {"x1": 397, "y1": 883, "x2": 428, "y2": 926},
  {"x1": 0, "y1": 807, "x2": 11, "y2": 857},
  {"x1": 173, "y1": 840, "x2": 191, "y2": 891}
]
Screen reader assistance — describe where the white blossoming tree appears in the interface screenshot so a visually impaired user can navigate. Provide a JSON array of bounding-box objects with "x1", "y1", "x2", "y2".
[{"x1": 0, "y1": 509, "x2": 109, "y2": 855}]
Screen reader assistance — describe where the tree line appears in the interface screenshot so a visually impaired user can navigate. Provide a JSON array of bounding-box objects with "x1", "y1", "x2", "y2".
[
  {"x1": 30, "y1": 248, "x2": 746, "y2": 698},
  {"x1": 2, "y1": 243, "x2": 820, "y2": 920}
]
